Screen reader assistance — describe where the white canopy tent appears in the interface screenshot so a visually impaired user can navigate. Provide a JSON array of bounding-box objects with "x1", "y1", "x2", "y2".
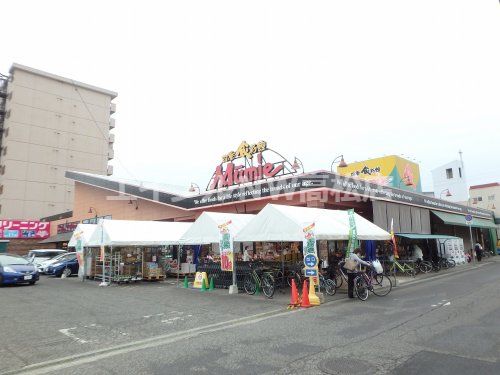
[
  {"x1": 68, "y1": 224, "x2": 97, "y2": 247},
  {"x1": 87, "y1": 220, "x2": 193, "y2": 247},
  {"x1": 234, "y1": 204, "x2": 391, "y2": 242},
  {"x1": 179, "y1": 212, "x2": 255, "y2": 245}
]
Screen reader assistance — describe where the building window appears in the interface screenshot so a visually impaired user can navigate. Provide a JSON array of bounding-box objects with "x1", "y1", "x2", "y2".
[
  {"x1": 477, "y1": 196, "x2": 483, "y2": 202},
  {"x1": 472, "y1": 198, "x2": 477, "y2": 204},
  {"x1": 2, "y1": 146, "x2": 6, "y2": 156},
  {"x1": 446, "y1": 168, "x2": 453, "y2": 179},
  {"x1": 459, "y1": 167, "x2": 462, "y2": 178},
  {"x1": 0, "y1": 185, "x2": 3, "y2": 194},
  {"x1": 488, "y1": 195, "x2": 495, "y2": 201},
  {"x1": 0, "y1": 165, "x2": 5, "y2": 175}
]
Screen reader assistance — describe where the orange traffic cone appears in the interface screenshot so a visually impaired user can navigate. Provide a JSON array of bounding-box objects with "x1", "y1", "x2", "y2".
[
  {"x1": 289, "y1": 279, "x2": 300, "y2": 306},
  {"x1": 300, "y1": 279, "x2": 311, "y2": 308}
]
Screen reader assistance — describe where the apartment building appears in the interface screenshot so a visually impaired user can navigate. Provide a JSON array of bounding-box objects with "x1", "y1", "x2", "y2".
[
  {"x1": 0, "y1": 63, "x2": 116, "y2": 219},
  {"x1": 431, "y1": 160, "x2": 468, "y2": 202}
]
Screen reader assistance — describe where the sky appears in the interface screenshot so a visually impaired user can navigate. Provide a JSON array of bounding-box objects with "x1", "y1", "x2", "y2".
[{"x1": 2, "y1": 0, "x2": 499, "y2": 193}]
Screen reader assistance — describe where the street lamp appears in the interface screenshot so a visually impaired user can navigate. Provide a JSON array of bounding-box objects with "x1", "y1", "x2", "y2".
[
  {"x1": 128, "y1": 198, "x2": 139, "y2": 210},
  {"x1": 292, "y1": 157, "x2": 304, "y2": 172},
  {"x1": 330, "y1": 154, "x2": 348, "y2": 173},
  {"x1": 88, "y1": 207, "x2": 98, "y2": 222},
  {"x1": 439, "y1": 189, "x2": 452, "y2": 199},
  {"x1": 188, "y1": 183, "x2": 200, "y2": 194}
]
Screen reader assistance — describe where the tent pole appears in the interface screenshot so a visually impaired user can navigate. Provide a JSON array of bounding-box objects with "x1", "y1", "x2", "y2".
[{"x1": 176, "y1": 245, "x2": 181, "y2": 287}]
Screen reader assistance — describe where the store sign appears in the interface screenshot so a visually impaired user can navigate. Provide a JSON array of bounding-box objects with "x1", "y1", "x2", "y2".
[
  {"x1": 218, "y1": 220, "x2": 234, "y2": 272},
  {"x1": 208, "y1": 141, "x2": 295, "y2": 190},
  {"x1": 0, "y1": 220, "x2": 50, "y2": 239},
  {"x1": 302, "y1": 223, "x2": 318, "y2": 277}
]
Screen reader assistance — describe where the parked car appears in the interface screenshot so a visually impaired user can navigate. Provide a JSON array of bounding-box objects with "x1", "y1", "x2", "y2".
[
  {"x1": 46, "y1": 253, "x2": 79, "y2": 277},
  {"x1": 26, "y1": 249, "x2": 67, "y2": 271},
  {"x1": 0, "y1": 253, "x2": 39, "y2": 286},
  {"x1": 38, "y1": 252, "x2": 75, "y2": 274}
]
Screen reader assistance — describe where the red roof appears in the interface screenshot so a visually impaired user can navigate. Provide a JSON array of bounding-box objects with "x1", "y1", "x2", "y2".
[{"x1": 470, "y1": 182, "x2": 500, "y2": 190}]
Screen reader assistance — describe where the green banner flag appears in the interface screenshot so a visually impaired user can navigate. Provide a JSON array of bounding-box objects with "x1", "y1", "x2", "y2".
[{"x1": 346, "y1": 209, "x2": 358, "y2": 257}]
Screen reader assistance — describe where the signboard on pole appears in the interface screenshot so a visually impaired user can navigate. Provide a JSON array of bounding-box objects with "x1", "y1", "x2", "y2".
[
  {"x1": 346, "y1": 209, "x2": 358, "y2": 257},
  {"x1": 303, "y1": 223, "x2": 318, "y2": 277},
  {"x1": 218, "y1": 220, "x2": 234, "y2": 272},
  {"x1": 465, "y1": 214, "x2": 473, "y2": 225}
]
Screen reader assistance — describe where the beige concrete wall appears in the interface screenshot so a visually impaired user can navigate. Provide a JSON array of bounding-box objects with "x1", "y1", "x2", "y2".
[
  {"x1": 49, "y1": 183, "x2": 197, "y2": 236},
  {"x1": 0, "y1": 67, "x2": 115, "y2": 219},
  {"x1": 469, "y1": 185, "x2": 500, "y2": 217}
]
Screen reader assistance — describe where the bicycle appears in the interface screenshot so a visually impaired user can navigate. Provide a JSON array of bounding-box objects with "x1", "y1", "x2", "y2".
[
  {"x1": 333, "y1": 261, "x2": 349, "y2": 288},
  {"x1": 243, "y1": 262, "x2": 275, "y2": 298},
  {"x1": 318, "y1": 273, "x2": 337, "y2": 296},
  {"x1": 387, "y1": 259, "x2": 416, "y2": 278},
  {"x1": 415, "y1": 259, "x2": 432, "y2": 274},
  {"x1": 438, "y1": 257, "x2": 455, "y2": 269},
  {"x1": 354, "y1": 265, "x2": 393, "y2": 301}
]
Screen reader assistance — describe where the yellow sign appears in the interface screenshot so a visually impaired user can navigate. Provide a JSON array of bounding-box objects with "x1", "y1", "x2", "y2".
[
  {"x1": 222, "y1": 141, "x2": 267, "y2": 163},
  {"x1": 337, "y1": 155, "x2": 422, "y2": 192},
  {"x1": 193, "y1": 272, "x2": 209, "y2": 289}
]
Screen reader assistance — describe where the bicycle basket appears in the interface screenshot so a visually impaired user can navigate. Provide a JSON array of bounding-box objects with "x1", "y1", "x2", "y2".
[{"x1": 372, "y1": 260, "x2": 383, "y2": 274}]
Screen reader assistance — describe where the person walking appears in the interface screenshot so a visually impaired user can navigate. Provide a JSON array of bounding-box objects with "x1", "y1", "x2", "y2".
[
  {"x1": 474, "y1": 242, "x2": 483, "y2": 262},
  {"x1": 345, "y1": 248, "x2": 372, "y2": 299}
]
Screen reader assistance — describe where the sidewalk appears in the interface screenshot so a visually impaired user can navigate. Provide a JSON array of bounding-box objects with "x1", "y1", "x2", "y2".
[{"x1": 155, "y1": 257, "x2": 500, "y2": 307}]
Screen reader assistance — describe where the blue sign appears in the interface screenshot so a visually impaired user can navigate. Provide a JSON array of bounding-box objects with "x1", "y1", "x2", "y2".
[
  {"x1": 305, "y1": 269, "x2": 318, "y2": 277},
  {"x1": 465, "y1": 214, "x2": 473, "y2": 223},
  {"x1": 304, "y1": 254, "x2": 317, "y2": 268}
]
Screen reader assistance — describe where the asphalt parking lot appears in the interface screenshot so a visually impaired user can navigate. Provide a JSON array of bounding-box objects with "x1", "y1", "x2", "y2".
[{"x1": 1, "y1": 260, "x2": 498, "y2": 375}]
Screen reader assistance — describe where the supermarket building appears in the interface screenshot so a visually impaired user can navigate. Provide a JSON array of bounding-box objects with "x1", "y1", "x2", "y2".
[{"x1": 43, "y1": 165, "x2": 497, "y2": 254}]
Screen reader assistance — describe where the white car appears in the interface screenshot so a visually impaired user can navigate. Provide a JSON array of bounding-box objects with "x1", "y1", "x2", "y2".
[
  {"x1": 26, "y1": 249, "x2": 67, "y2": 272},
  {"x1": 38, "y1": 252, "x2": 74, "y2": 274}
]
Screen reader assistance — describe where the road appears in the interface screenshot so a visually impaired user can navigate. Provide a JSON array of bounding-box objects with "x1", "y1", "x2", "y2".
[{"x1": 1, "y1": 260, "x2": 499, "y2": 374}]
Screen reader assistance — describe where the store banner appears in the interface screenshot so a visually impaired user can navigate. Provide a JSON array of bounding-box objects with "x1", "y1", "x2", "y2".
[
  {"x1": 0, "y1": 220, "x2": 50, "y2": 239},
  {"x1": 302, "y1": 223, "x2": 318, "y2": 277},
  {"x1": 218, "y1": 220, "x2": 234, "y2": 272},
  {"x1": 346, "y1": 209, "x2": 358, "y2": 257},
  {"x1": 390, "y1": 218, "x2": 399, "y2": 259},
  {"x1": 99, "y1": 245, "x2": 105, "y2": 262},
  {"x1": 75, "y1": 236, "x2": 84, "y2": 278}
]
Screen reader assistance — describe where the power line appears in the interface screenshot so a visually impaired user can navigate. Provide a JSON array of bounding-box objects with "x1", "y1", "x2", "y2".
[{"x1": 70, "y1": 81, "x2": 140, "y2": 184}]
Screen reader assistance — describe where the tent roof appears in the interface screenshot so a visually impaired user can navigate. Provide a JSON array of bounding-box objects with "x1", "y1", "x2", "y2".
[
  {"x1": 234, "y1": 204, "x2": 391, "y2": 242},
  {"x1": 179, "y1": 212, "x2": 255, "y2": 244},
  {"x1": 68, "y1": 224, "x2": 97, "y2": 247},
  {"x1": 87, "y1": 220, "x2": 192, "y2": 247}
]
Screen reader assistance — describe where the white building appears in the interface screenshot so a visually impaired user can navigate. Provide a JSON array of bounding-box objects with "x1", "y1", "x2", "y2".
[
  {"x1": 0, "y1": 64, "x2": 116, "y2": 219},
  {"x1": 431, "y1": 160, "x2": 468, "y2": 202}
]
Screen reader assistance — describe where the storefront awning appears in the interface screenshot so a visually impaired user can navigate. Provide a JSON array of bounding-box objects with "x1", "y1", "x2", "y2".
[
  {"x1": 38, "y1": 232, "x2": 73, "y2": 244},
  {"x1": 431, "y1": 211, "x2": 497, "y2": 229},
  {"x1": 396, "y1": 233, "x2": 459, "y2": 240}
]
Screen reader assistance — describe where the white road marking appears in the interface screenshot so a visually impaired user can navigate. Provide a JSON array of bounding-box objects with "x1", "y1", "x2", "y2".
[
  {"x1": 22, "y1": 308, "x2": 289, "y2": 374},
  {"x1": 161, "y1": 316, "x2": 183, "y2": 324},
  {"x1": 58, "y1": 328, "x2": 88, "y2": 344},
  {"x1": 431, "y1": 305, "x2": 437, "y2": 307},
  {"x1": 443, "y1": 302, "x2": 451, "y2": 306},
  {"x1": 143, "y1": 315, "x2": 151, "y2": 318}
]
